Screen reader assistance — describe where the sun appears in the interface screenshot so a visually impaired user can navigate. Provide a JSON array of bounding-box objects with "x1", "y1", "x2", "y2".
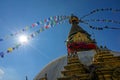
[{"x1": 19, "y1": 35, "x2": 28, "y2": 44}]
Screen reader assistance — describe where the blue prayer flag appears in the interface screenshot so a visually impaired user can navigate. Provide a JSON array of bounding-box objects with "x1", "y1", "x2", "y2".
[
  {"x1": 0, "y1": 52, "x2": 4, "y2": 58},
  {"x1": 0, "y1": 38, "x2": 3, "y2": 41},
  {"x1": 37, "y1": 22, "x2": 40, "y2": 25}
]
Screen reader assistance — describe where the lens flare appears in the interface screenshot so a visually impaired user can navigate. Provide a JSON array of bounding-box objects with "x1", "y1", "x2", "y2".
[{"x1": 19, "y1": 35, "x2": 28, "y2": 44}]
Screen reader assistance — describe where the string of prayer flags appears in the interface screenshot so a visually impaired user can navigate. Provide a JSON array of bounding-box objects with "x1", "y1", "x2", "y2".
[
  {"x1": 1, "y1": 11, "x2": 120, "y2": 58},
  {"x1": 84, "y1": 19, "x2": 120, "y2": 24},
  {"x1": 0, "y1": 43, "x2": 22, "y2": 58},
  {"x1": 80, "y1": 8, "x2": 120, "y2": 19},
  {"x1": 89, "y1": 26, "x2": 103, "y2": 30},
  {"x1": 89, "y1": 25, "x2": 120, "y2": 30},
  {"x1": 0, "y1": 16, "x2": 69, "y2": 57},
  {"x1": 104, "y1": 26, "x2": 120, "y2": 30},
  {"x1": 81, "y1": 20, "x2": 120, "y2": 30},
  {"x1": 0, "y1": 15, "x2": 69, "y2": 42}
]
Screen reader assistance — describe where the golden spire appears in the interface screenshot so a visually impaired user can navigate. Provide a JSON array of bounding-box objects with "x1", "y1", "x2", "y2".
[{"x1": 67, "y1": 15, "x2": 97, "y2": 55}]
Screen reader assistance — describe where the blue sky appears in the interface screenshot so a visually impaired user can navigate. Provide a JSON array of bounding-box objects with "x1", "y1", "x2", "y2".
[{"x1": 0, "y1": 0, "x2": 120, "y2": 80}]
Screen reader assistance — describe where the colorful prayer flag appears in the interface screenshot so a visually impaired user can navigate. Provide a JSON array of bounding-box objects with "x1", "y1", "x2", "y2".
[
  {"x1": 0, "y1": 52, "x2": 4, "y2": 58},
  {"x1": 25, "y1": 26, "x2": 29, "y2": 31},
  {"x1": 36, "y1": 30, "x2": 40, "y2": 33},
  {"x1": 50, "y1": 17, "x2": 53, "y2": 20},
  {"x1": 39, "y1": 21, "x2": 43, "y2": 24},
  {"x1": 7, "y1": 48, "x2": 13, "y2": 53},
  {"x1": 36, "y1": 22, "x2": 40, "y2": 25},
  {"x1": 40, "y1": 27, "x2": 44, "y2": 32},
  {"x1": 32, "y1": 23, "x2": 38, "y2": 27},
  {"x1": 0, "y1": 38, "x2": 3, "y2": 41}
]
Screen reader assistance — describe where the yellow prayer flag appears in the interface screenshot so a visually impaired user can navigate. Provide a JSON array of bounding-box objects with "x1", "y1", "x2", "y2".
[{"x1": 7, "y1": 48, "x2": 13, "y2": 52}]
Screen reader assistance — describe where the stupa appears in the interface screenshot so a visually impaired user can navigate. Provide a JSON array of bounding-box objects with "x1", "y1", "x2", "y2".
[{"x1": 34, "y1": 15, "x2": 120, "y2": 80}]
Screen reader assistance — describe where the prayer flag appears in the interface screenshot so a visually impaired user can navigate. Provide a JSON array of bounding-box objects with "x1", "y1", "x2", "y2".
[
  {"x1": 40, "y1": 27, "x2": 44, "y2": 32},
  {"x1": 39, "y1": 21, "x2": 43, "y2": 24},
  {"x1": 25, "y1": 26, "x2": 29, "y2": 30},
  {"x1": 7, "y1": 48, "x2": 13, "y2": 53},
  {"x1": 0, "y1": 52, "x2": 4, "y2": 58},
  {"x1": 37, "y1": 22, "x2": 40, "y2": 25},
  {"x1": 0, "y1": 38, "x2": 3, "y2": 41}
]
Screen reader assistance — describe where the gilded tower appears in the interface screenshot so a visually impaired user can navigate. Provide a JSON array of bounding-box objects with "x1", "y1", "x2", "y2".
[
  {"x1": 57, "y1": 15, "x2": 97, "y2": 80},
  {"x1": 66, "y1": 15, "x2": 96, "y2": 55}
]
